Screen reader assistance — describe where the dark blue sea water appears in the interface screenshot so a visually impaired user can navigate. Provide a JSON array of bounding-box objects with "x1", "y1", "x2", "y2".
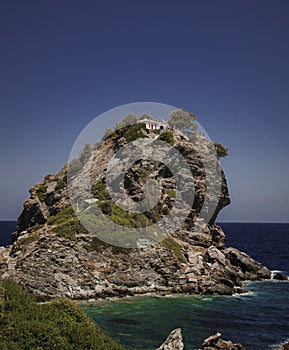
[
  {"x1": 0, "y1": 222, "x2": 288, "y2": 349},
  {"x1": 221, "y1": 222, "x2": 289, "y2": 274}
]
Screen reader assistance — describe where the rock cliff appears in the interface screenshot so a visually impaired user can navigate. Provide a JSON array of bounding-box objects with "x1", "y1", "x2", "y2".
[{"x1": 0, "y1": 124, "x2": 271, "y2": 299}]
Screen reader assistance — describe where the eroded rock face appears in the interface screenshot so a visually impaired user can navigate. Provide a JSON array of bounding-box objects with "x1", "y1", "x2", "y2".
[
  {"x1": 16, "y1": 166, "x2": 70, "y2": 238},
  {"x1": 156, "y1": 328, "x2": 184, "y2": 350},
  {"x1": 0, "y1": 126, "x2": 271, "y2": 299}
]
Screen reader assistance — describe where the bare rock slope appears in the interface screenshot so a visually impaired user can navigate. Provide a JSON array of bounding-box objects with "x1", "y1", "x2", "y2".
[{"x1": 0, "y1": 125, "x2": 270, "y2": 299}]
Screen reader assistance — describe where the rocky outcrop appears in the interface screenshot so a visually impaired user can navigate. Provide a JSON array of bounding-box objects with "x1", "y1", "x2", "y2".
[
  {"x1": 273, "y1": 272, "x2": 288, "y2": 281},
  {"x1": 156, "y1": 330, "x2": 247, "y2": 350},
  {"x1": 0, "y1": 124, "x2": 271, "y2": 299},
  {"x1": 15, "y1": 166, "x2": 70, "y2": 238},
  {"x1": 202, "y1": 332, "x2": 247, "y2": 350},
  {"x1": 224, "y1": 247, "x2": 271, "y2": 281},
  {"x1": 279, "y1": 342, "x2": 289, "y2": 350},
  {"x1": 156, "y1": 328, "x2": 184, "y2": 350}
]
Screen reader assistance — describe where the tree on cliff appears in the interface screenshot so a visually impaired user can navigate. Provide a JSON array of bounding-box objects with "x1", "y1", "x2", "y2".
[
  {"x1": 213, "y1": 143, "x2": 229, "y2": 158},
  {"x1": 69, "y1": 143, "x2": 92, "y2": 178},
  {"x1": 114, "y1": 113, "x2": 138, "y2": 130},
  {"x1": 168, "y1": 109, "x2": 198, "y2": 131}
]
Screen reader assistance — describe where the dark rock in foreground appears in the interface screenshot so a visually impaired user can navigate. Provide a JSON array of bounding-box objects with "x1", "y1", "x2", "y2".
[
  {"x1": 156, "y1": 328, "x2": 183, "y2": 350},
  {"x1": 273, "y1": 272, "x2": 288, "y2": 281},
  {"x1": 156, "y1": 329, "x2": 247, "y2": 350},
  {"x1": 202, "y1": 332, "x2": 247, "y2": 350}
]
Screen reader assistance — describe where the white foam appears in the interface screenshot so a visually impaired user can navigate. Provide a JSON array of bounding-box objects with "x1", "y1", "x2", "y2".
[
  {"x1": 232, "y1": 291, "x2": 255, "y2": 298},
  {"x1": 271, "y1": 270, "x2": 283, "y2": 274},
  {"x1": 271, "y1": 270, "x2": 283, "y2": 279},
  {"x1": 269, "y1": 338, "x2": 289, "y2": 349}
]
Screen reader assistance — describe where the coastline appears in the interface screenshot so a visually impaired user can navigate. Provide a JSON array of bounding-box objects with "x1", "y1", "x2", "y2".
[
  {"x1": 76, "y1": 278, "x2": 273, "y2": 306},
  {"x1": 79, "y1": 277, "x2": 289, "y2": 350}
]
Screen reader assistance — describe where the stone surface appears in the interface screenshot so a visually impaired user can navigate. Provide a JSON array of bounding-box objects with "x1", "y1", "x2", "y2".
[
  {"x1": 202, "y1": 332, "x2": 247, "y2": 350},
  {"x1": 224, "y1": 247, "x2": 271, "y2": 280},
  {"x1": 156, "y1": 328, "x2": 184, "y2": 350},
  {"x1": 0, "y1": 126, "x2": 271, "y2": 299},
  {"x1": 279, "y1": 342, "x2": 289, "y2": 350},
  {"x1": 273, "y1": 272, "x2": 288, "y2": 281}
]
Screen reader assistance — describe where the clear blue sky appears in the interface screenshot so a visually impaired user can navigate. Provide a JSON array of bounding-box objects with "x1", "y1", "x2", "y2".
[{"x1": 1, "y1": 0, "x2": 289, "y2": 222}]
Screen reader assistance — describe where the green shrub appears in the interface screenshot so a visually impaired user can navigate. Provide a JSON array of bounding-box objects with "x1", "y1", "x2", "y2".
[
  {"x1": 168, "y1": 108, "x2": 197, "y2": 131},
  {"x1": 96, "y1": 199, "x2": 149, "y2": 228},
  {"x1": 44, "y1": 174, "x2": 53, "y2": 181},
  {"x1": 158, "y1": 131, "x2": 174, "y2": 146},
  {"x1": 46, "y1": 206, "x2": 85, "y2": 241},
  {"x1": 160, "y1": 238, "x2": 186, "y2": 263},
  {"x1": 164, "y1": 189, "x2": 176, "y2": 198},
  {"x1": 213, "y1": 143, "x2": 229, "y2": 158},
  {"x1": 113, "y1": 114, "x2": 138, "y2": 131},
  {"x1": 47, "y1": 206, "x2": 75, "y2": 226},
  {"x1": 92, "y1": 180, "x2": 110, "y2": 200},
  {"x1": 110, "y1": 202, "x2": 149, "y2": 227},
  {"x1": 102, "y1": 128, "x2": 115, "y2": 141},
  {"x1": 51, "y1": 220, "x2": 88, "y2": 241},
  {"x1": 18, "y1": 234, "x2": 38, "y2": 245},
  {"x1": 55, "y1": 174, "x2": 67, "y2": 191},
  {"x1": 162, "y1": 206, "x2": 169, "y2": 215},
  {"x1": 144, "y1": 202, "x2": 163, "y2": 223},
  {"x1": 36, "y1": 185, "x2": 47, "y2": 202},
  {"x1": 123, "y1": 123, "x2": 146, "y2": 142},
  {"x1": 0, "y1": 279, "x2": 125, "y2": 350}
]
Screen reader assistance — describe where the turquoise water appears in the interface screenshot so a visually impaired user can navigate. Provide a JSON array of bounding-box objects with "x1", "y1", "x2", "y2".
[
  {"x1": 82, "y1": 223, "x2": 289, "y2": 350},
  {"x1": 83, "y1": 281, "x2": 289, "y2": 349}
]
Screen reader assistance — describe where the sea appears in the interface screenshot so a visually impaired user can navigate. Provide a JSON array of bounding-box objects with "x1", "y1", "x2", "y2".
[{"x1": 0, "y1": 222, "x2": 288, "y2": 350}]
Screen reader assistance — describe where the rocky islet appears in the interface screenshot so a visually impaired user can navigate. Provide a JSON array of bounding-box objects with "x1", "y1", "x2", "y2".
[{"x1": 0, "y1": 124, "x2": 271, "y2": 300}]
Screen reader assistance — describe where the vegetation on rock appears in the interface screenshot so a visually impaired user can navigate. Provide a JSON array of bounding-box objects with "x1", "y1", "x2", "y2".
[
  {"x1": 114, "y1": 113, "x2": 138, "y2": 130},
  {"x1": 47, "y1": 205, "x2": 87, "y2": 241},
  {"x1": 18, "y1": 234, "x2": 39, "y2": 246},
  {"x1": 47, "y1": 205, "x2": 75, "y2": 226},
  {"x1": 92, "y1": 179, "x2": 110, "y2": 200},
  {"x1": 123, "y1": 123, "x2": 146, "y2": 142},
  {"x1": 36, "y1": 185, "x2": 47, "y2": 202},
  {"x1": 55, "y1": 174, "x2": 67, "y2": 191},
  {"x1": 158, "y1": 130, "x2": 174, "y2": 146},
  {"x1": 2, "y1": 115, "x2": 271, "y2": 303},
  {"x1": 164, "y1": 189, "x2": 176, "y2": 199},
  {"x1": 168, "y1": 108, "x2": 197, "y2": 131},
  {"x1": 68, "y1": 144, "x2": 92, "y2": 178},
  {"x1": 213, "y1": 143, "x2": 229, "y2": 158},
  {"x1": 160, "y1": 238, "x2": 186, "y2": 263}
]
